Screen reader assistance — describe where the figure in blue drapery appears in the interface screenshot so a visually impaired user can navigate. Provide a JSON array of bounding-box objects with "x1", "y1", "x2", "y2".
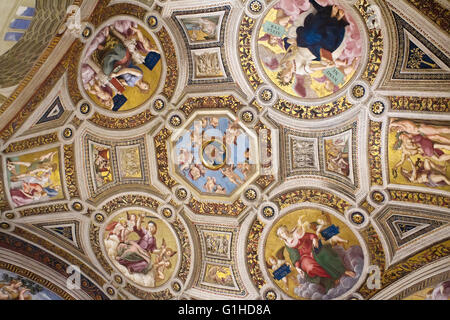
[{"x1": 295, "y1": 0, "x2": 349, "y2": 61}]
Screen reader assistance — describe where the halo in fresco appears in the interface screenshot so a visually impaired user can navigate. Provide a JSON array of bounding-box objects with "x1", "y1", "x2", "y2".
[
  {"x1": 81, "y1": 20, "x2": 162, "y2": 111},
  {"x1": 264, "y1": 208, "x2": 365, "y2": 300},
  {"x1": 257, "y1": 0, "x2": 363, "y2": 99},
  {"x1": 103, "y1": 210, "x2": 178, "y2": 288}
]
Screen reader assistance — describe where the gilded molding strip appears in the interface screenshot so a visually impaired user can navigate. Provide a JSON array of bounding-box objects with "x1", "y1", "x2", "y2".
[
  {"x1": 0, "y1": 156, "x2": 12, "y2": 213},
  {"x1": 239, "y1": 15, "x2": 264, "y2": 90},
  {"x1": 154, "y1": 128, "x2": 178, "y2": 188},
  {"x1": 357, "y1": 225, "x2": 386, "y2": 298},
  {"x1": 246, "y1": 218, "x2": 266, "y2": 289},
  {"x1": 390, "y1": 97, "x2": 450, "y2": 113},
  {"x1": 154, "y1": 4, "x2": 163, "y2": 14},
  {"x1": 3, "y1": 132, "x2": 59, "y2": 153},
  {"x1": 70, "y1": 115, "x2": 83, "y2": 129},
  {"x1": 255, "y1": 175, "x2": 275, "y2": 190},
  {"x1": 356, "y1": 0, "x2": 383, "y2": 84},
  {"x1": 88, "y1": 2, "x2": 147, "y2": 27},
  {"x1": 89, "y1": 224, "x2": 114, "y2": 274},
  {"x1": 0, "y1": 63, "x2": 66, "y2": 142},
  {"x1": 88, "y1": 110, "x2": 155, "y2": 130},
  {"x1": 254, "y1": 121, "x2": 273, "y2": 170},
  {"x1": 368, "y1": 120, "x2": 383, "y2": 186},
  {"x1": 124, "y1": 284, "x2": 173, "y2": 300},
  {"x1": 156, "y1": 27, "x2": 179, "y2": 100},
  {"x1": 273, "y1": 189, "x2": 351, "y2": 214},
  {"x1": 0, "y1": 231, "x2": 108, "y2": 300},
  {"x1": 359, "y1": 238, "x2": 450, "y2": 299},
  {"x1": 272, "y1": 96, "x2": 353, "y2": 120},
  {"x1": 251, "y1": 99, "x2": 264, "y2": 112},
  {"x1": 388, "y1": 189, "x2": 450, "y2": 209},
  {"x1": 188, "y1": 197, "x2": 247, "y2": 216},
  {"x1": 359, "y1": 199, "x2": 375, "y2": 214},
  {"x1": 102, "y1": 194, "x2": 160, "y2": 215},
  {"x1": 171, "y1": 217, "x2": 191, "y2": 283},
  {"x1": 64, "y1": 40, "x2": 84, "y2": 106},
  {"x1": 405, "y1": 0, "x2": 450, "y2": 34},
  {"x1": 12, "y1": 227, "x2": 106, "y2": 288},
  {"x1": 179, "y1": 95, "x2": 242, "y2": 117},
  {"x1": 0, "y1": 260, "x2": 75, "y2": 300},
  {"x1": 18, "y1": 203, "x2": 70, "y2": 217},
  {"x1": 64, "y1": 144, "x2": 80, "y2": 199}
]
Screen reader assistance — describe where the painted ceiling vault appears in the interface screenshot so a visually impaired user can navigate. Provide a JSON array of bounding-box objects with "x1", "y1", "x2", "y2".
[{"x1": 0, "y1": 0, "x2": 448, "y2": 301}]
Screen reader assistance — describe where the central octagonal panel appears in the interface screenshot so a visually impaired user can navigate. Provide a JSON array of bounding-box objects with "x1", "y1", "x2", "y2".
[
  {"x1": 257, "y1": 0, "x2": 363, "y2": 99},
  {"x1": 171, "y1": 111, "x2": 259, "y2": 200}
]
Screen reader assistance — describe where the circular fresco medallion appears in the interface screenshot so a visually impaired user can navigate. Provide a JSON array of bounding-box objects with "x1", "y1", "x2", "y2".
[
  {"x1": 257, "y1": 0, "x2": 362, "y2": 100},
  {"x1": 103, "y1": 210, "x2": 178, "y2": 288},
  {"x1": 201, "y1": 139, "x2": 227, "y2": 170},
  {"x1": 264, "y1": 208, "x2": 365, "y2": 300},
  {"x1": 81, "y1": 20, "x2": 163, "y2": 111}
]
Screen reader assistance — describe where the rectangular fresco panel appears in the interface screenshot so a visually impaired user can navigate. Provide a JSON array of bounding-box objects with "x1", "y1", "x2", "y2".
[
  {"x1": 290, "y1": 136, "x2": 318, "y2": 170},
  {"x1": 202, "y1": 230, "x2": 232, "y2": 260},
  {"x1": 6, "y1": 147, "x2": 63, "y2": 208},
  {"x1": 0, "y1": 269, "x2": 62, "y2": 300},
  {"x1": 90, "y1": 143, "x2": 114, "y2": 189},
  {"x1": 178, "y1": 14, "x2": 221, "y2": 44},
  {"x1": 323, "y1": 130, "x2": 352, "y2": 180},
  {"x1": 117, "y1": 145, "x2": 142, "y2": 179},
  {"x1": 203, "y1": 263, "x2": 235, "y2": 288},
  {"x1": 192, "y1": 48, "x2": 224, "y2": 79},
  {"x1": 388, "y1": 118, "x2": 450, "y2": 191}
]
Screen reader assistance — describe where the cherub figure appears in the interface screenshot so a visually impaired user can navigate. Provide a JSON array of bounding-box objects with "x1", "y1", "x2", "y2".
[
  {"x1": 215, "y1": 184, "x2": 227, "y2": 194},
  {"x1": 126, "y1": 212, "x2": 137, "y2": 232},
  {"x1": 188, "y1": 164, "x2": 206, "y2": 181},
  {"x1": 177, "y1": 148, "x2": 194, "y2": 171},
  {"x1": 237, "y1": 163, "x2": 252, "y2": 179},
  {"x1": 312, "y1": 213, "x2": 348, "y2": 247},
  {"x1": 85, "y1": 79, "x2": 114, "y2": 109},
  {"x1": 224, "y1": 120, "x2": 243, "y2": 146},
  {"x1": 220, "y1": 165, "x2": 244, "y2": 185},
  {"x1": 209, "y1": 117, "x2": 219, "y2": 128},
  {"x1": 203, "y1": 176, "x2": 217, "y2": 193},
  {"x1": 0, "y1": 280, "x2": 32, "y2": 300},
  {"x1": 153, "y1": 239, "x2": 177, "y2": 281},
  {"x1": 266, "y1": 247, "x2": 291, "y2": 289}
]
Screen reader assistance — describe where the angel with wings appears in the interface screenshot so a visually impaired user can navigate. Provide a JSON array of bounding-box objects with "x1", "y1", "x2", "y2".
[
  {"x1": 266, "y1": 247, "x2": 292, "y2": 289},
  {"x1": 259, "y1": 44, "x2": 338, "y2": 97},
  {"x1": 276, "y1": 214, "x2": 355, "y2": 293},
  {"x1": 153, "y1": 239, "x2": 177, "y2": 281},
  {"x1": 310, "y1": 212, "x2": 348, "y2": 247}
]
